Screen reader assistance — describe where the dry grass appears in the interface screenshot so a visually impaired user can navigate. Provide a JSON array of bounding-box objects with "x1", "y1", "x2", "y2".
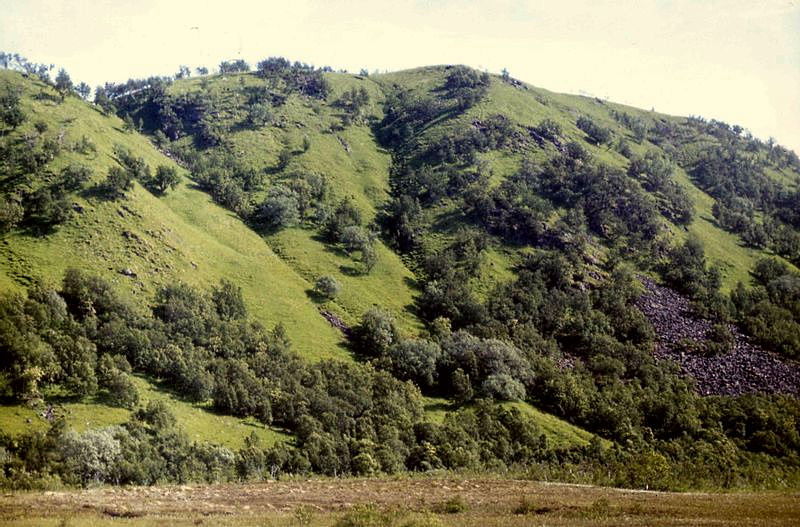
[{"x1": 1, "y1": 476, "x2": 798, "y2": 526}]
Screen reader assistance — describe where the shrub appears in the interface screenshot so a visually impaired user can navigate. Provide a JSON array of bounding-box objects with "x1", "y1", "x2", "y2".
[
  {"x1": 352, "y1": 307, "x2": 400, "y2": 356},
  {"x1": 431, "y1": 495, "x2": 467, "y2": 514},
  {"x1": 0, "y1": 198, "x2": 24, "y2": 233},
  {"x1": 314, "y1": 275, "x2": 341, "y2": 300},
  {"x1": 576, "y1": 116, "x2": 612, "y2": 145},
  {"x1": 704, "y1": 323, "x2": 734, "y2": 356},
  {"x1": 60, "y1": 164, "x2": 93, "y2": 191},
  {"x1": 512, "y1": 496, "x2": 549, "y2": 515},
  {"x1": 103, "y1": 166, "x2": 134, "y2": 199},
  {"x1": 253, "y1": 187, "x2": 299, "y2": 230}
]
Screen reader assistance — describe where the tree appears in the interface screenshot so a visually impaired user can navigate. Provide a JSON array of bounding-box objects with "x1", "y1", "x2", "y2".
[
  {"x1": 219, "y1": 59, "x2": 250, "y2": 74},
  {"x1": 340, "y1": 225, "x2": 370, "y2": 254},
  {"x1": 352, "y1": 307, "x2": 400, "y2": 356},
  {"x1": 361, "y1": 243, "x2": 378, "y2": 273},
  {"x1": 75, "y1": 82, "x2": 91, "y2": 100},
  {"x1": 93, "y1": 86, "x2": 115, "y2": 114},
  {"x1": 151, "y1": 165, "x2": 180, "y2": 194},
  {"x1": 0, "y1": 198, "x2": 24, "y2": 233},
  {"x1": 122, "y1": 114, "x2": 136, "y2": 133},
  {"x1": 388, "y1": 339, "x2": 441, "y2": 388},
  {"x1": 54, "y1": 68, "x2": 73, "y2": 100},
  {"x1": 175, "y1": 65, "x2": 191, "y2": 79},
  {"x1": 212, "y1": 279, "x2": 246, "y2": 320},
  {"x1": 0, "y1": 88, "x2": 25, "y2": 128},
  {"x1": 253, "y1": 187, "x2": 299, "y2": 230},
  {"x1": 196, "y1": 66, "x2": 209, "y2": 76},
  {"x1": 576, "y1": 116, "x2": 612, "y2": 145},
  {"x1": 60, "y1": 428, "x2": 122, "y2": 485},
  {"x1": 314, "y1": 275, "x2": 341, "y2": 300},
  {"x1": 277, "y1": 146, "x2": 292, "y2": 170},
  {"x1": 103, "y1": 166, "x2": 134, "y2": 199}
]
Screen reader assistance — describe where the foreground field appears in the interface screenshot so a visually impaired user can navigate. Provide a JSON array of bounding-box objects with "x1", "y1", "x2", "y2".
[{"x1": 2, "y1": 477, "x2": 798, "y2": 526}]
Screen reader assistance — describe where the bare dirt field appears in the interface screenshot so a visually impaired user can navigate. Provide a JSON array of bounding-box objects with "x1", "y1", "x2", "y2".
[{"x1": 1, "y1": 477, "x2": 798, "y2": 526}]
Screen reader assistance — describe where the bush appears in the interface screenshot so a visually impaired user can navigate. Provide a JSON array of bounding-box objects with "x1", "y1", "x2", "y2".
[
  {"x1": 704, "y1": 323, "x2": 734, "y2": 356},
  {"x1": 576, "y1": 116, "x2": 612, "y2": 145},
  {"x1": 0, "y1": 198, "x2": 24, "y2": 233},
  {"x1": 103, "y1": 166, "x2": 134, "y2": 199},
  {"x1": 534, "y1": 119, "x2": 562, "y2": 141},
  {"x1": 253, "y1": 187, "x2": 299, "y2": 230},
  {"x1": 431, "y1": 495, "x2": 467, "y2": 514},
  {"x1": 60, "y1": 164, "x2": 93, "y2": 191},
  {"x1": 352, "y1": 307, "x2": 400, "y2": 356},
  {"x1": 150, "y1": 165, "x2": 180, "y2": 194},
  {"x1": 513, "y1": 496, "x2": 548, "y2": 515},
  {"x1": 314, "y1": 275, "x2": 341, "y2": 300}
]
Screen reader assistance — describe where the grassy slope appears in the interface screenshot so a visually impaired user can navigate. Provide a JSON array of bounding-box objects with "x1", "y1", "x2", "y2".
[
  {"x1": 0, "y1": 375, "x2": 287, "y2": 449},
  {"x1": 167, "y1": 72, "x2": 422, "y2": 332},
  {"x1": 423, "y1": 396, "x2": 597, "y2": 448},
  {"x1": 0, "y1": 69, "x2": 345, "y2": 360},
  {"x1": 0, "y1": 70, "x2": 341, "y2": 447},
  {"x1": 7, "y1": 65, "x2": 796, "y2": 451},
  {"x1": 375, "y1": 67, "x2": 799, "y2": 291}
]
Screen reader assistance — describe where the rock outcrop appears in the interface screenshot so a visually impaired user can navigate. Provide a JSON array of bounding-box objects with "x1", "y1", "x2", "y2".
[{"x1": 636, "y1": 276, "x2": 800, "y2": 396}]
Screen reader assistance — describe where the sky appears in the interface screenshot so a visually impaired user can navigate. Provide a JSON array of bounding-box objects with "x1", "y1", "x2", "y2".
[{"x1": 1, "y1": 0, "x2": 798, "y2": 152}]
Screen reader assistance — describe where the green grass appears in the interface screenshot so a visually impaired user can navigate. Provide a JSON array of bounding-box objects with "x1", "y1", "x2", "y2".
[
  {"x1": 423, "y1": 396, "x2": 599, "y2": 449},
  {"x1": 502, "y1": 401, "x2": 600, "y2": 448},
  {"x1": 0, "y1": 69, "x2": 346, "y2": 361},
  {"x1": 163, "y1": 70, "x2": 423, "y2": 336},
  {"x1": 0, "y1": 375, "x2": 288, "y2": 449},
  {"x1": 375, "y1": 67, "x2": 800, "y2": 291},
  {"x1": 267, "y1": 227, "x2": 421, "y2": 333}
]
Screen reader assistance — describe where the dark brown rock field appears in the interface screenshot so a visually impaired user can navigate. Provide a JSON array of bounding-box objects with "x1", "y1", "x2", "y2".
[{"x1": 636, "y1": 277, "x2": 800, "y2": 396}]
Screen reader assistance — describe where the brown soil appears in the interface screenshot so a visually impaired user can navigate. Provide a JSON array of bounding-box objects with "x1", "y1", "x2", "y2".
[{"x1": 1, "y1": 477, "x2": 798, "y2": 526}]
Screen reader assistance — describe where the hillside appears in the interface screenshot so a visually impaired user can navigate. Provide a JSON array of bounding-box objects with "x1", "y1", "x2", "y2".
[
  {"x1": 1, "y1": 58, "x2": 800, "y2": 491},
  {"x1": 0, "y1": 69, "x2": 347, "y2": 360}
]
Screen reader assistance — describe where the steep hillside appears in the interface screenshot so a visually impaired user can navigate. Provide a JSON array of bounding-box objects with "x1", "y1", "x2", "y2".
[
  {"x1": 129, "y1": 70, "x2": 422, "y2": 333},
  {"x1": 0, "y1": 69, "x2": 346, "y2": 360},
  {"x1": 2, "y1": 59, "x2": 800, "y2": 491},
  {"x1": 374, "y1": 66, "x2": 800, "y2": 290}
]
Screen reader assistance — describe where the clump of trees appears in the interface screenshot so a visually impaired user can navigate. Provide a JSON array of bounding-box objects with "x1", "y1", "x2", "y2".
[
  {"x1": 627, "y1": 151, "x2": 693, "y2": 225},
  {"x1": 255, "y1": 57, "x2": 331, "y2": 99},
  {"x1": 576, "y1": 116, "x2": 612, "y2": 145},
  {"x1": 219, "y1": 60, "x2": 250, "y2": 74},
  {"x1": 731, "y1": 258, "x2": 800, "y2": 360},
  {"x1": 335, "y1": 86, "x2": 370, "y2": 125},
  {"x1": 444, "y1": 65, "x2": 490, "y2": 110}
]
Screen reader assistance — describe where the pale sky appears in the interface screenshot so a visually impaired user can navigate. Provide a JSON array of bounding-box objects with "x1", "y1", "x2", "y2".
[{"x1": 1, "y1": 0, "x2": 798, "y2": 152}]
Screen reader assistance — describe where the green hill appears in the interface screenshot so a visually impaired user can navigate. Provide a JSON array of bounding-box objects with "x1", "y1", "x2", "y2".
[
  {"x1": 0, "y1": 69, "x2": 347, "y2": 360},
  {"x1": 1, "y1": 59, "x2": 799, "y2": 490}
]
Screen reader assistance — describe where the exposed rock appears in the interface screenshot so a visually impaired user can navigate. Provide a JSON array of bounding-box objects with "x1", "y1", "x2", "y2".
[
  {"x1": 120, "y1": 268, "x2": 137, "y2": 277},
  {"x1": 636, "y1": 276, "x2": 800, "y2": 396},
  {"x1": 320, "y1": 309, "x2": 351, "y2": 336},
  {"x1": 336, "y1": 135, "x2": 351, "y2": 153}
]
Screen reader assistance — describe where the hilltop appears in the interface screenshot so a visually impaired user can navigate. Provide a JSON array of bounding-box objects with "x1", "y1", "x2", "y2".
[{"x1": 1, "y1": 57, "x2": 799, "y2": 491}]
